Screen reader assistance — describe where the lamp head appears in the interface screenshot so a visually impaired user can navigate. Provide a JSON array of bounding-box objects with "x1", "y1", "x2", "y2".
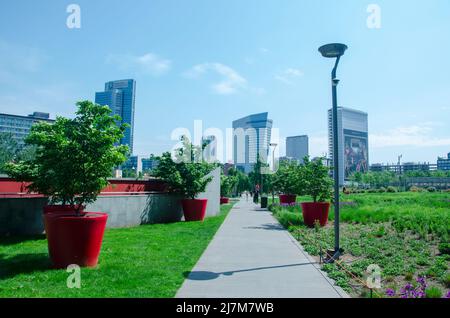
[{"x1": 319, "y1": 43, "x2": 348, "y2": 58}]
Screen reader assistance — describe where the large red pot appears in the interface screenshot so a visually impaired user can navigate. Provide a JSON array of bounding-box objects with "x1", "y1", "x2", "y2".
[
  {"x1": 220, "y1": 197, "x2": 230, "y2": 204},
  {"x1": 279, "y1": 194, "x2": 297, "y2": 204},
  {"x1": 43, "y1": 205, "x2": 85, "y2": 214},
  {"x1": 43, "y1": 212, "x2": 108, "y2": 269},
  {"x1": 301, "y1": 202, "x2": 330, "y2": 227},
  {"x1": 181, "y1": 199, "x2": 208, "y2": 222}
]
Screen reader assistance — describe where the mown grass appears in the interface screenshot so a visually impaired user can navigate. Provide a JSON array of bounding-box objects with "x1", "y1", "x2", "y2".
[
  {"x1": 269, "y1": 192, "x2": 450, "y2": 297},
  {"x1": 0, "y1": 203, "x2": 234, "y2": 298}
]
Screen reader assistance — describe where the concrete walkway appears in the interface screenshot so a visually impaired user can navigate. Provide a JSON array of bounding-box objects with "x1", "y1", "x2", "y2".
[{"x1": 176, "y1": 198, "x2": 349, "y2": 298}]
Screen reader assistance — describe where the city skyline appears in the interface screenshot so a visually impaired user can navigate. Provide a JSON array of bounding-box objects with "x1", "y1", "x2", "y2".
[{"x1": 0, "y1": 1, "x2": 449, "y2": 163}]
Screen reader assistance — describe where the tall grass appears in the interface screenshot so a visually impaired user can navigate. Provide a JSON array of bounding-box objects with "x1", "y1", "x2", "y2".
[{"x1": 271, "y1": 192, "x2": 450, "y2": 241}]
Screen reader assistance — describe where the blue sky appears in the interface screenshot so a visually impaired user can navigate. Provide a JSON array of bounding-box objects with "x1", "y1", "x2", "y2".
[{"x1": 1, "y1": 0, "x2": 449, "y2": 164}]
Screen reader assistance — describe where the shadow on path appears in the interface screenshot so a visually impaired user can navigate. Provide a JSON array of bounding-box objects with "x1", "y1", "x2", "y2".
[
  {"x1": 243, "y1": 223, "x2": 285, "y2": 231},
  {"x1": 184, "y1": 262, "x2": 316, "y2": 281}
]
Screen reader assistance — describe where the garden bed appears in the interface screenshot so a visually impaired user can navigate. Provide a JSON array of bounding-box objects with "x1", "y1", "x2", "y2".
[{"x1": 269, "y1": 192, "x2": 450, "y2": 298}]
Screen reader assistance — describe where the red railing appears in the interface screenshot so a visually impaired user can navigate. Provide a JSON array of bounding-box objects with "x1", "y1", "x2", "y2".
[{"x1": 0, "y1": 177, "x2": 169, "y2": 198}]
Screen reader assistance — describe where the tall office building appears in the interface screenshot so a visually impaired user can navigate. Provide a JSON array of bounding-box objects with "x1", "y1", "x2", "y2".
[
  {"x1": 232, "y1": 112, "x2": 273, "y2": 173},
  {"x1": 0, "y1": 111, "x2": 54, "y2": 145},
  {"x1": 286, "y1": 135, "x2": 309, "y2": 163},
  {"x1": 95, "y1": 79, "x2": 136, "y2": 153},
  {"x1": 328, "y1": 107, "x2": 369, "y2": 185}
]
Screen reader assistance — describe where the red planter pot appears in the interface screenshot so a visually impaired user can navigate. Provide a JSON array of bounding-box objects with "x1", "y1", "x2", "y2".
[
  {"x1": 279, "y1": 194, "x2": 297, "y2": 205},
  {"x1": 220, "y1": 197, "x2": 230, "y2": 204},
  {"x1": 43, "y1": 205, "x2": 85, "y2": 214},
  {"x1": 301, "y1": 202, "x2": 330, "y2": 227},
  {"x1": 43, "y1": 212, "x2": 108, "y2": 269},
  {"x1": 181, "y1": 199, "x2": 208, "y2": 222}
]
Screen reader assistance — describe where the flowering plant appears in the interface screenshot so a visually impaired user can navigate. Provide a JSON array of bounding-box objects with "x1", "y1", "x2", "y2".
[{"x1": 386, "y1": 276, "x2": 450, "y2": 299}]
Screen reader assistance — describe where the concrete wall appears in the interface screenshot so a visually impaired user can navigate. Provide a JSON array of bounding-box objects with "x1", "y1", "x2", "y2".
[{"x1": 0, "y1": 168, "x2": 221, "y2": 236}]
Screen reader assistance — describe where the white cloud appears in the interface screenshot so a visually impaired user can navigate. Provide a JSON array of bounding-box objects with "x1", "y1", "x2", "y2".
[
  {"x1": 106, "y1": 52, "x2": 171, "y2": 76},
  {"x1": 370, "y1": 122, "x2": 450, "y2": 148},
  {"x1": 275, "y1": 68, "x2": 304, "y2": 85},
  {"x1": 185, "y1": 63, "x2": 247, "y2": 95}
]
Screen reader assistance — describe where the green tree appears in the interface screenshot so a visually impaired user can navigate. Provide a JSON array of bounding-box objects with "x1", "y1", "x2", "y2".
[
  {"x1": 248, "y1": 156, "x2": 270, "y2": 194},
  {"x1": 0, "y1": 133, "x2": 19, "y2": 173},
  {"x1": 272, "y1": 160, "x2": 301, "y2": 195},
  {"x1": 227, "y1": 167, "x2": 251, "y2": 195},
  {"x1": 220, "y1": 174, "x2": 237, "y2": 197},
  {"x1": 299, "y1": 157, "x2": 333, "y2": 203},
  {"x1": 5, "y1": 101, "x2": 129, "y2": 214},
  {"x1": 153, "y1": 138, "x2": 215, "y2": 199}
]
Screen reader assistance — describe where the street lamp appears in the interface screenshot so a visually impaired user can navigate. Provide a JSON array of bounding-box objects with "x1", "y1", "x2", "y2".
[
  {"x1": 319, "y1": 43, "x2": 348, "y2": 263},
  {"x1": 270, "y1": 143, "x2": 278, "y2": 202},
  {"x1": 269, "y1": 143, "x2": 278, "y2": 172}
]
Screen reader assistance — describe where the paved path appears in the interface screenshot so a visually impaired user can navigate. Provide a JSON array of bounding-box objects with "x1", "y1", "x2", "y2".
[{"x1": 176, "y1": 198, "x2": 348, "y2": 298}]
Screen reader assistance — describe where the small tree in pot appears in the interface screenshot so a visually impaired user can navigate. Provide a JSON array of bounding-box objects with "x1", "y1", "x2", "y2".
[
  {"x1": 220, "y1": 174, "x2": 237, "y2": 204},
  {"x1": 153, "y1": 142, "x2": 215, "y2": 221},
  {"x1": 298, "y1": 156, "x2": 333, "y2": 227},
  {"x1": 272, "y1": 160, "x2": 301, "y2": 204},
  {"x1": 5, "y1": 101, "x2": 128, "y2": 268}
]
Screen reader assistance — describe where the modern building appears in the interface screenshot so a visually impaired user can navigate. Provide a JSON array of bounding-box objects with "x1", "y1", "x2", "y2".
[
  {"x1": 95, "y1": 79, "x2": 136, "y2": 154},
  {"x1": 437, "y1": 153, "x2": 450, "y2": 171},
  {"x1": 328, "y1": 107, "x2": 369, "y2": 185},
  {"x1": 142, "y1": 157, "x2": 159, "y2": 172},
  {"x1": 121, "y1": 155, "x2": 142, "y2": 175},
  {"x1": 232, "y1": 112, "x2": 273, "y2": 173},
  {"x1": 370, "y1": 162, "x2": 437, "y2": 174},
  {"x1": 0, "y1": 111, "x2": 54, "y2": 146},
  {"x1": 286, "y1": 135, "x2": 308, "y2": 163}
]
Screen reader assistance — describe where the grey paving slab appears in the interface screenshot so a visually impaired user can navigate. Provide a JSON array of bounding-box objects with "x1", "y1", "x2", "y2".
[{"x1": 176, "y1": 198, "x2": 349, "y2": 298}]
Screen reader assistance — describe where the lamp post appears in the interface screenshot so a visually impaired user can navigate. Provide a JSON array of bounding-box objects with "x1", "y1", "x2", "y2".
[
  {"x1": 270, "y1": 142, "x2": 278, "y2": 202},
  {"x1": 319, "y1": 43, "x2": 348, "y2": 263},
  {"x1": 270, "y1": 143, "x2": 278, "y2": 172}
]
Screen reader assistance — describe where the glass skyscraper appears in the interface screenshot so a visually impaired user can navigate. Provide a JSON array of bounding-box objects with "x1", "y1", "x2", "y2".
[
  {"x1": 95, "y1": 79, "x2": 136, "y2": 154},
  {"x1": 232, "y1": 112, "x2": 273, "y2": 173},
  {"x1": 286, "y1": 135, "x2": 309, "y2": 163}
]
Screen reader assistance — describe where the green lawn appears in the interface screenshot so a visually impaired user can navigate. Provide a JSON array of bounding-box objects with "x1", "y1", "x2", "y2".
[
  {"x1": 269, "y1": 192, "x2": 450, "y2": 298},
  {"x1": 0, "y1": 203, "x2": 234, "y2": 298}
]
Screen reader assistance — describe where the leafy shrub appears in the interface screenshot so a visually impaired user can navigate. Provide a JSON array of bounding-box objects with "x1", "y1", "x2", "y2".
[
  {"x1": 427, "y1": 187, "x2": 437, "y2": 193},
  {"x1": 439, "y1": 242, "x2": 450, "y2": 255},
  {"x1": 274, "y1": 210, "x2": 304, "y2": 228},
  {"x1": 152, "y1": 139, "x2": 215, "y2": 199},
  {"x1": 442, "y1": 272, "x2": 450, "y2": 288},
  {"x1": 272, "y1": 161, "x2": 301, "y2": 195},
  {"x1": 298, "y1": 157, "x2": 333, "y2": 202},
  {"x1": 220, "y1": 175, "x2": 237, "y2": 197},
  {"x1": 378, "y1": 187, "x2": 387, "y2": 193},
  {"x1": 386, "y1": 186, "x2": 397, "y2": 193},
  {"x1": 409, "y1": 186, "x2": 423, "y2": 192},
  {"x1": 425, "y1": 286, "x2": 443, "y2": 298}
]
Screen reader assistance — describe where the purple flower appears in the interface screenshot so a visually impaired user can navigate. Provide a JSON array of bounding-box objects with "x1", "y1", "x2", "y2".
[
  {"x1": 386, "y1": 289, "x2": 396, "y2": 297},
  {"x1": 445, "y1": 291, "x2": 450, "y2": 299}
]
